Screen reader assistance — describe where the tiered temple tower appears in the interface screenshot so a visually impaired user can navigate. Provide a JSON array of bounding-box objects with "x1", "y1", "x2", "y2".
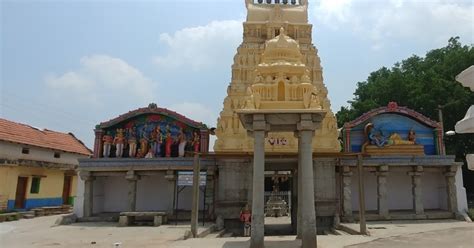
[{"x1": 214, "y1": 0, "x2": 339, "y2": 153}]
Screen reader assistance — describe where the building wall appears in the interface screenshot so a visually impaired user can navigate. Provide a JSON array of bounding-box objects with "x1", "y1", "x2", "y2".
[
  {"x1": 0, "y1": 141, "x2": 84, "y2": 165},
  {"x1": 92, "y1": 177, "x2": 105, "y2": 214},
  {"x1": 387, "y1": 169, "x2": 413, "y2": 210},
  {"x1": 89, "y1": 174, "x2": 196, "y2": 214},
  {"x1": 215, "y1": 160, "x2": 252, "y2": 219},
  {"x1": 0, "y1": 141, "x2": 87, "y2": 211},
  {"x1": 136, "y1": 174, "x2": 174, "y2": 211},
  {"x1": 0, "y1": 166, "x2": 77, "y2": 210},
  {"x1": 351, "y1": 170, "x2": 378, "y2": 211},
  {"x1": 455, "y1": 168, "x2": 468, "y2": 213},
  {"x1": 422, "y1": 170, "x2": 447, "y2": 210}
]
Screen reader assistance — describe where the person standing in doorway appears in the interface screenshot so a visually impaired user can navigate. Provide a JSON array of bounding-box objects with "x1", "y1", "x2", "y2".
[{"x1": 240, "y1": 204, "x2": 252, "y2": 237}]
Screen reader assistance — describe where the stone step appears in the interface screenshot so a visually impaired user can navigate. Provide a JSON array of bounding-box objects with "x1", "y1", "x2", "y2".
[
  {"x1": 332, "y1": 229, "x2": 351, "y2": 236},
  {"x1": 204, "y1": 229, "x2": 226, "y2": 238},
  {"x1": 197, "y1": 224, "x2": 216, "y2": 238},
  {"x1": 222, "y1": 232, "x2": 234, "y2": 238},
  {"x1": 22, "y1": 214, "x2": 35, "y2": 219}
]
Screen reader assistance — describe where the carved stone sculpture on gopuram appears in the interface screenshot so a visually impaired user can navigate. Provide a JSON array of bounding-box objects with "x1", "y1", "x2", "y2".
[{"x1": 214, "y1": 0, "x2": 339, "y2": 153}]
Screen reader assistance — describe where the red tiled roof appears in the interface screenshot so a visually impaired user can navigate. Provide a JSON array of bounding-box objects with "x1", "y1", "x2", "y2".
[{"x1": 0, "y1": 118, "x2": 92, "y2": 156}]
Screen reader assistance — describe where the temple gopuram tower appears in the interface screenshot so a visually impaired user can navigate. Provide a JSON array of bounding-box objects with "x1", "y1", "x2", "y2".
[{"x1": 214, "y1": 0, "x2": 339, "y2": 153}]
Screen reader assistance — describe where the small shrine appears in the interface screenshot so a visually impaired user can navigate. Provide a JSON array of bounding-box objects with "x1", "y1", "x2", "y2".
[
  {"x1": 342, "y1": 102, "x2": 445, "y2": 156},
  {"x1": 265, "y1": 172, "x2": 289, "y2": 217}
]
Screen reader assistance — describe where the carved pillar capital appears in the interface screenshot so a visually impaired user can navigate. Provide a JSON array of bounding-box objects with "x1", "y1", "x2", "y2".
[
  {"x1": 125, "y1": 170, "x2": 140, "y2": 181},
  {"x1": 165, "y1": 170, "x2": 176, "y2": 181},
  {"x1": 79, "y1": 171, "x2": 94, "y2": 181},
  {"x1": 376, "y1": 165, "x2": 389, "y2": 176}
]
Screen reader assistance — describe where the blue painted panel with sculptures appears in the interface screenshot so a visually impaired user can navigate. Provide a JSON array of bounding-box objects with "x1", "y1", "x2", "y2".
[{"x1": 349, "y1": 113, "x2": 436, "y2": 155}]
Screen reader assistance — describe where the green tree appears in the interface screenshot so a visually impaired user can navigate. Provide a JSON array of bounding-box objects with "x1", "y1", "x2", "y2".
[{"x1": 336, "y1": 37, "x2": 474, "y2": 193}]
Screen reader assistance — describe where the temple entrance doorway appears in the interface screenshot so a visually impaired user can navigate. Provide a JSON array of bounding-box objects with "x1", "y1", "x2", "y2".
[{"x1": 264, "y1": 170, "x2": 295, "y2": 236}]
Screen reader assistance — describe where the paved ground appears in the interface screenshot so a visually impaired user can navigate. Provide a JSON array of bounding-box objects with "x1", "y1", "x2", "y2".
[
  {"x1": 0, "y1": 215, "x2": 472, "y2": 248},
  {"x1": 0, "y1": 215, "x2": 210, "y2": 248},
  {"x1": 348, "y1": 227, "x2": 474, "y2": 248}
]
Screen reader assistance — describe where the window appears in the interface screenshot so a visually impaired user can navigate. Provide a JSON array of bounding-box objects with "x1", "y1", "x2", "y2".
[
  {"x1": 22, "y1": 147, "x2": 30, "y2": 154},
  {"x1": 30, "y1": 177, "x2": 41, "y2": 194},
  {"x1": 54, "y1": 152, "x2": 61, "y2": 158},
  {"x1": 275, "y1": 28, "x2": 280, "y2": 37}
]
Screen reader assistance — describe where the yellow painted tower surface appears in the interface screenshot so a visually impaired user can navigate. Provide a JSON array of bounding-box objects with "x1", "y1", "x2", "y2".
[{"x1": 214, "y1": 0, "x2": 339, "y2": 153}]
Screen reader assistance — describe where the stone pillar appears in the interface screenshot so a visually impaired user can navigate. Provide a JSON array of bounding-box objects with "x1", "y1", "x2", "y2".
[
  {"x1": 126, "y1": 170, "x2": 139, "y2": 212},
  {"x1": 342, "y1": 166, "x2": 353, "y2": 222},
  {"x1": 298, "y1": 116, "x2": 317, "y2": 248},
  {"x1": 250, "y1": 114, "x2": 266, "y2": 248},
  {"x1": 80, "y1": 171, "x2": 94, "y2": 218},
  {"x1": 376, "y1": 165, "x2": 389, "y2": 219},
  {"x1": 205, "y1": 166, "x2": 217, "y2": 220},
  {"x1": 165, "y1": 170, "x2": 176, "y2": 217},
  {"x1": 444, "y1": 165, "x2": 458, "y2": 214},
  {"x1": 408, "y1": 166, "x2": 424, "y2": 216},
  {"x1": 93, "y1": 129, "x2": 104, "y2": 158},
  {"x1": 297, "y1": 133, "x2": 303, "y2": 239}
]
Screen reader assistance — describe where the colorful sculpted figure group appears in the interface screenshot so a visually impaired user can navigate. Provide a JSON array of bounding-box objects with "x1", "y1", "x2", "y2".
[
  {"x1": 364, "y1": 123, "x2": 416, "y2": 148},
  {"x1": 101, "y1": 124, "x2": 201, "y2": 158}
]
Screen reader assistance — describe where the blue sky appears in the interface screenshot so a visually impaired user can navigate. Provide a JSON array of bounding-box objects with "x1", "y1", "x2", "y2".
[{"x1": 1, "y1": 0, "x2": 473, "y2": 149}]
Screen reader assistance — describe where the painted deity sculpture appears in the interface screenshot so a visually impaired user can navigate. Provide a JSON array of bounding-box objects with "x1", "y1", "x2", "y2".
[
  {"x1": 145, "y1": 146, "x2": 154, "y2": 158},
  {"x1": 139, "y1": 127, "x2": 149, "y2": 158},
  {"x1": 151, "y1": 126, "x2": 162, "y2": 157},
  {"x1": 366, "y1": 123, "x2": 388, "y2": 147},
  {"x1": 192, "y1": 131, "x2": 200, "y2": 153},
  {"x1": 127, "y1": 127, "x2": 137, "y2": 158},
  {"x1": 365, "y1": 123, "x2": 415, "y2": 148},
  {"x1": 102, "y1": 132, "x2": 113, "y2": 158},
  {"x1": 408, "y1": 129, "x2": 416, "y2": 143},
  {"x1": 177, "y1": 129, "x2": 187, "y2": 157},
  {"x1": 165, "y1": 126, "x2": 172, "y2": 157},
  {"x1": 113, "y1": 128, "x2": 126, "y2": 158}
]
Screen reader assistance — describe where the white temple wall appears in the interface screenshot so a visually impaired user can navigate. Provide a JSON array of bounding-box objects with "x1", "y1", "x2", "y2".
[
  {"x1": 136, "y1": 174, "x2": 173, "y2": 211},
  {"x1": 102, "y1": 176, "x2": 128, "y2": 213},
  {"x1": 422, "y1": 170, "x2": 447, "y2": 210},
  {"x1": 93, "y1": 177, "x2": 105, "y2": 214},
  {"x1": 455, "y1": 167, "x2": 469, "y2": 213},
  {"x1": 387, "y1": 168, "x2": 412, "y2": 210},
  {"x1": 351, "y1": 170, "x2": 377, "y2": 211}
]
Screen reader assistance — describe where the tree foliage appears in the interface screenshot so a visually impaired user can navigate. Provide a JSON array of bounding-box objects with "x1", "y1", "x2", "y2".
[{"x1": 336, "y1": 37, "x2": 474, "y2": 192}]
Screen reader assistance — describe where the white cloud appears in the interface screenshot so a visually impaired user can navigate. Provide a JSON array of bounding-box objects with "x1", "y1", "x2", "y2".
[
  {"x1": 168, "y1": 102, "x2": 217, "y2": 127},
  {"x1": 167, "y1": 102, "x2": 218, "y2": 152},
  {"x1": 153, "y1": 20, "x2": 243, "y2": 71},
  {"x1": 313, "y1": 0, "x2": 474, "y2": 49},
  {"x1": 45, "y1": 55, "x2": 157, "y2": 107}
]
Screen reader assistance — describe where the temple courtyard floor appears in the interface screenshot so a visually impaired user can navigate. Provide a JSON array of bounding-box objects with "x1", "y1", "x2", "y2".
[{"x1": 0, "y1": 215, "x2": 472, "y2": 248}]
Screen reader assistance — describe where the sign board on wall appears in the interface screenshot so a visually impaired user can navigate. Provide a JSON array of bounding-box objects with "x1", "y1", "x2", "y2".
[
  {"x1": 177, "y1": 171, "x2": 207, "y2": 186},
  {"x1": 267, "y1": 137, "x2": 288, "y2": 146}
]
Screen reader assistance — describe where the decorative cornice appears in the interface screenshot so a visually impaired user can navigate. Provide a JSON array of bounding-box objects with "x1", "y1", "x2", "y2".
[
  {"x1": 98, "y1": 104, "x2": 208, "y2": 130},
  {"x1": 344, "y1": 102, "x2": 440, "y2": 129}
]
